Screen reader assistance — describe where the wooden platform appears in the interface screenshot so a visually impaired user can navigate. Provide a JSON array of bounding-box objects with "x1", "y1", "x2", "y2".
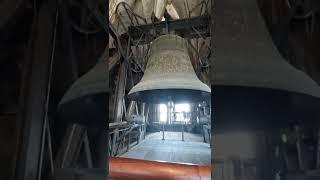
[{"x1": 121, "y1": 132, "x2": 211, "y2": 165}]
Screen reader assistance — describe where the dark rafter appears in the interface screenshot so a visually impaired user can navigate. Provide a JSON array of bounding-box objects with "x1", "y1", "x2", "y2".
[{"x1": 127, "y1": 15, "x2": 210, "y2": 44}]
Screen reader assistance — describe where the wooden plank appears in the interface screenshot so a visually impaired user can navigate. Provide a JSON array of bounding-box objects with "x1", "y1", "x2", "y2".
[{"x1": 109, "y1": 122, "x2": 128, "y2": 129}]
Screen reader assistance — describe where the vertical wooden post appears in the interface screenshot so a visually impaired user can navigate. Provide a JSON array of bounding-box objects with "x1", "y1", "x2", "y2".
[{"x1": 15, "y1": 2, "x2": 56, "y2": 180}]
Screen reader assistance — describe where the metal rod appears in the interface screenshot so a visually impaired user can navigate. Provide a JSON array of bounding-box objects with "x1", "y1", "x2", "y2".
[
  {"x1": 38, "y1": 117, "x2": 47, "y2": 180},
  {"x1": 162, "y1": 124, "x2": 165, "y2": 140},
  {"x1": 46, "y1": 120, "x2": 54, "y2": 175},
  {"x1": 109, "y1": 127, "x2": 131, "y2": 134},
  {"x1": 116, "y1": 2, "x2": 146, "y2": 24},
  {"x1": 61, "y1": 124, "x2": 77, "y2": 168},
  {"x1": 108, "y1": 136, "x2": 112, "y2": 156},
  {"x1": 111, "y1": 130, "x2": 119, "y2": 156},
  {"x1": 202, "y1": 125, "x2": 206, "y2": 142},
  {"x1": 144, "y1": 104, "x2": 150, "y2": 140},
  {"x1": 127, "y1": 133, "x2": 130, "y2": 152},
  {"x1": 135, "y1": 103, "x2": 139, "y2": 115},
  {"x1": 83, "y1": 131, "x2": 93, "y2": 168},
  {"x1": 181, "y1": 122, "x2": 185, "y2": 141},
  {"x1": 295, "y1": 126, "x2": 304, "y2": 170},
  {"x1": 37, "y1": 8, "x2": 59, "y2": 180}
]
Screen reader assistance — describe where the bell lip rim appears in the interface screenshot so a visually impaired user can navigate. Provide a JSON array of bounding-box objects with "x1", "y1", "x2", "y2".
[
  {"x1": 128, "y1": 78, "x2": 211, "y2": 95},
  {"x1": 128, "y1": 86, "x2": 212, "y2": 96},
  {"x1": 127, "y1": 88, "x2": 211, "y2": 103}
]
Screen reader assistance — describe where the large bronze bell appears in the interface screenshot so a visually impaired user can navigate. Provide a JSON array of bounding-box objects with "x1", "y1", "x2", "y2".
[
  {"x1": 212, "y1": 0, "x2": 320, "y2": 130},
  {"x1": 128, "y1": 34, "x2": 211, "y2": 104}
]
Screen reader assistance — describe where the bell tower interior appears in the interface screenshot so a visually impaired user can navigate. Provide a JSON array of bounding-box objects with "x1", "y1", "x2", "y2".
[
  {"x1": 108, "y1": 0, "x2": 212, "y2": 178},
  {"x1": 1, "y1": 0, "x2": 320, "y2": 179}
]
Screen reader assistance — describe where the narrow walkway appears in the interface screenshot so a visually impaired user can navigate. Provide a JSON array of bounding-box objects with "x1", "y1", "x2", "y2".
[{"x1": 121, "y1": 132, "x2": 211, "y2": 165}]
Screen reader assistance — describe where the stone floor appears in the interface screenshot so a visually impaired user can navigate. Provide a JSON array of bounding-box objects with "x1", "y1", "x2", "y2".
[{"x1": 121, "y1": 132, "x2": 211, "y2": 165}]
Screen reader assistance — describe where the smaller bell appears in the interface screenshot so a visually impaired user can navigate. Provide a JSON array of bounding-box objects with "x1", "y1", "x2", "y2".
[
  {"x1": 58, "y1": 60, "x2": 108, "y2": 128},
  {"x1": 128, "y1": 34, "x2": 211, "y2": 104}
]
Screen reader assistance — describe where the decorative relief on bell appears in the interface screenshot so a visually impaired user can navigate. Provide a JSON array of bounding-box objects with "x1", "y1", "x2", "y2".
[{"x1": 146, "y1": 53, "x2": 193, "y2": 74}]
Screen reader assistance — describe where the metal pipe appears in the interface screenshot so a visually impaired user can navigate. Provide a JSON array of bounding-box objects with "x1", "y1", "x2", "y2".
[
  {"x1": 181, "y1": 122, "x2": 185, "y2": 141},
  {"x1": 109, "y1": 157, "x2": 211, "y2": 180},
  {"x1": 162, "y1": 123, "x2": 165, "y2": 140}
]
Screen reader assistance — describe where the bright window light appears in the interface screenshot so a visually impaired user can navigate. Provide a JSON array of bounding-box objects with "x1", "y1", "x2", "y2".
[
  {"x1": 175, "y1": 104, "x2": 190, "y2": 112},
  {"x1": 159, "y1": 104, "x2": 167, "y2": 123},
  {"x1": 174, "y1": 104, "x2": 190, "y2": 122}
]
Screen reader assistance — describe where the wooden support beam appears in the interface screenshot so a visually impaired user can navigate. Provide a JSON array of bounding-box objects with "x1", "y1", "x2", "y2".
[
  {"x1": 109, "y1": 122, "x2": 128, "y2": 129},
  {"x1": 15, "y1": 2, "x2": 56, "y2": 179},
  {"x1": 127, "y1": 15, "x2": 210, "y2": 44},
  {"x1": 113, "y1": 62, "x2": 127, "y2": 123},
  {"x1": 125, "y1": 101, "x2": 136, "y2": 120}
]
